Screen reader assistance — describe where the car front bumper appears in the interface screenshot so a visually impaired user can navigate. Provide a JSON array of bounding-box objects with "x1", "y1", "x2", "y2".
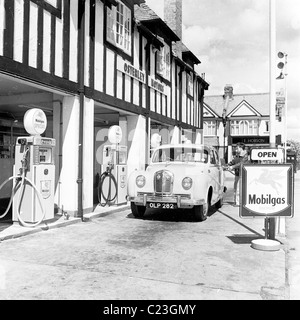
[{"x1": 127, "y1": 192, "x2": 206, "y2": 208}]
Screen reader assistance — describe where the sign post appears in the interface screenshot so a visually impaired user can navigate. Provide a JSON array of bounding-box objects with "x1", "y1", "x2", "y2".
[{"x1": 240, "y1": 163, "x2": 294, "y2": 251}]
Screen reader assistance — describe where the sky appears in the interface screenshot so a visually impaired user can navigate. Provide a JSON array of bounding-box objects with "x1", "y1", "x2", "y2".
[{"x1": 145, "y1": 0, "x2": 300, "y2": 142}]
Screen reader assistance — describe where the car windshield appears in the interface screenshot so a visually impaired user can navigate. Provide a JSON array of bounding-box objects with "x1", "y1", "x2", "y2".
[{"x1": 152, "y1": 147, "x2": 209, "y2": 164}]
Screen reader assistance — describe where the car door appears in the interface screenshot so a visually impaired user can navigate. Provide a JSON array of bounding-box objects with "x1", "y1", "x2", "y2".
[
  {"x1": 214, "y1": 150, "x2": 224, "y2": 196},
  {"x1": 209, "y1": 150, "x2": 220, "y2": 204}
]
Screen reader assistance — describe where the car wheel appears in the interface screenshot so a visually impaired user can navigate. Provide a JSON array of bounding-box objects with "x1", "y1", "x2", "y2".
[
  {"x1": 131, "y1": 202, "x2": 146, "y2": 218},
  {"x1": 194, "y1": 202, "x2": 208, "y2": 222},
  {"x1": 215, "y1": 197, "x2": 223, "y2": 209}
]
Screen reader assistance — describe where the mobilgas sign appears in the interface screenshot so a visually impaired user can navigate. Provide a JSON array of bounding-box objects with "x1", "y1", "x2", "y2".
[
  {"x1": 251, "y1": 148, "x2": 284, "y2": 162},
  {"x1": 240, "y1": 164, "x2": 294, "y2": 218}
]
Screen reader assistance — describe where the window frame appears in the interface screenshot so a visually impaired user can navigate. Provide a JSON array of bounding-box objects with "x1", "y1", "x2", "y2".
[
  {"x1": 30, "y1": 0, "x2": 62, "y2": 18},
  {"x1": 231, "y1": 119, "x2": 258, "y2": 136},
  {"x1": 156, "y1": 37, "x2": 171, "y2": 82},
  {"x1": 105, "y1": 1, "x2": 133, "y2": 57},
  {"x1": 187, "y1": 73, "x2": 194, "y2": 98},
  {"x1": 204, "y1": 120, "x2": 217, "y2": 136}
]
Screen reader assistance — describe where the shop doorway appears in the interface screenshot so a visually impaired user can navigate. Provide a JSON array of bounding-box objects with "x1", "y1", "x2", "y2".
[{"x1": 0, "y1": 74, "x2": 63, "y2": 224}]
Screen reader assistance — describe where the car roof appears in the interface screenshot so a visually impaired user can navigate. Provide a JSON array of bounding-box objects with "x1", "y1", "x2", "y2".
[{"x1": 153, "y1": 144, "x2": 214, "y2": 150}]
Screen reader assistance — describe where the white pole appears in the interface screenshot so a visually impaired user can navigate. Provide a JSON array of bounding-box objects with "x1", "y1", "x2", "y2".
[
  {"x1": 269, "y1": 0, "x2": 276, "y2": 148},
  {"x1": 268, "y1": 0, "x2": 277, "y2": 239},
  {"x1": 284, "y1": 54, "x2": 288, "y2": 159}
]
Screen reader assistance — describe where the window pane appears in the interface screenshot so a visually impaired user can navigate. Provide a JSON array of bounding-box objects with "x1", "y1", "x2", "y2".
[{"x1": 106, "y1": 2, "x2": 131, "y2": 56}]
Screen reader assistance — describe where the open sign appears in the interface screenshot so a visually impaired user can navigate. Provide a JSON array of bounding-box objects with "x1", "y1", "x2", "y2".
[
  {"x1": 240, "y1": 164, "x2": 294, "y2": 218},
  {"x1": 251, "y1": 148, "x2": 284, "y2": 162}
]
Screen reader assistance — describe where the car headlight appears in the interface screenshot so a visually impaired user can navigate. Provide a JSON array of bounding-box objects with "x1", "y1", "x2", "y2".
[
  {"x1": 136, "y1": 175, "x2": 146, "y2": 188},
  {"x1": 182, "y1": 177, "x2": 193, "y2": 190}
]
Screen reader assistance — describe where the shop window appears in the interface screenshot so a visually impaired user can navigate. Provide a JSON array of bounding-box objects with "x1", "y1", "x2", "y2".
[
  {"x1": 204, "y1": 121, "x2": 216, "y2": 136},
  {"x1": 156, "y1": 37, "x2": 171, "y2": 82},
  {"x1": 106, "y1": 1, "x2": 132, "y2": 56},
  {"x1": 0, "y1": 122, "x2": 27, "y2": 160}
]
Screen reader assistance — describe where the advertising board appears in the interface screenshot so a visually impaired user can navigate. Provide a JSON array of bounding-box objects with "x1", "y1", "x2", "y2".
[{"x1": 240, "y1": 164, "x2": 294, "y2": 218}]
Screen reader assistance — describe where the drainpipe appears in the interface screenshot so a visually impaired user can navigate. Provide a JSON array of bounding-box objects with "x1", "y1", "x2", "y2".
[{"x1": 77, "y1": 0, "x2": 85, "y2": 220}]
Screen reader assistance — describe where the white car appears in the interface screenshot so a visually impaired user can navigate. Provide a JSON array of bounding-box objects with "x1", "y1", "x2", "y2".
[{"x1": 127, "y1": 144, "x2": 226, "y2": 221}]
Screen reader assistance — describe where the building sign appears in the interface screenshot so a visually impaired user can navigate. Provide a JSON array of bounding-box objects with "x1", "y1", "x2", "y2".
[
  {"x1": 23, "y1": 108, "x2": 47, "y2": 136},
  {"x1": 117, "y1": 59, "x2": 146, "y2": 84},
  {"x1": 231, "y1": 136, "x2": 269, "y2": 145},
  {"x1": 251, "y1": 148, "x2": 284, "y2": 162},
  {"x1": 240, "y1": 164, "x2": 294, "y2": 218},
  {"x1": 148, "y1": 76, "x2": 166, "y2": 95}
]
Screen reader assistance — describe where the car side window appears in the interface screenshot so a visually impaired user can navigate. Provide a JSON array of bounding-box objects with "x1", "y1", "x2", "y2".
[
  {"x1": 203, "y1": 150, "x2": 209, "y2": 163},
  {"x1": 210, "y1": 151, "x2": 216, "y2": 165},
  {"x1": 214, "y1": 150, "x2": 220, "y2": 165}
]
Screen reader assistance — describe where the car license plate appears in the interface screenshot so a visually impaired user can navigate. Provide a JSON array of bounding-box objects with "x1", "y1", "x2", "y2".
[{"x1": 147, "y1": 203, "x2": 176, "y2": 209}]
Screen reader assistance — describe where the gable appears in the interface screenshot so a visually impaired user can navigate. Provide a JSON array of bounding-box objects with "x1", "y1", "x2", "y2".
[
  {"x1": 228, "y1": 101, "x2": 261, "y2": 117},
  {"x1": 203, "y1": 104, "x2": 219, "y2": 118}
]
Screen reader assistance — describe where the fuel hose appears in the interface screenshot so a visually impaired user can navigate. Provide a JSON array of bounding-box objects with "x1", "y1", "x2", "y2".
[
  {"x1": 0, "y1": 175, "x2": 46, "y2": 227},
  {"x1": 0, "y1": 148, "x2": 46, "y2": 227},
  {"x1": 97, "y1": 168, "x2": 118, "y2": 207}
]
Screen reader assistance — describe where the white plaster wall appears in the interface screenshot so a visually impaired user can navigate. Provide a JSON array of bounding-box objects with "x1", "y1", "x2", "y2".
[
  {"x1": 69, "y1": 0, "x2": 79, "y2": 82},
  {"x1": 0, "y1": 0, "x2": 4, "y2": 56},
  {"x1": 94, "y1": 0, "x2": 104, "y2": 92},
  {"x1": 127, "y1": 115, "x2": 146, "y2": 175},
  {"x1": 59, "y1": 96, "x2": 80, "y2": 215},
  {"x1": 28, "y1": 1, "x2": 38, "y2": 68},
  {"x1": 182, "y1": 73, "x2": 187, "y2": 123},
  {"x1": 133, "y1": 28, "x2": 140, "y2": 106},
  {"x1": 259, "y1": 120, "x2": 272, "y2": 136},
  {"x1": 43, "y1": 10, "x2": 51, "y2": 73},
  {"x1": 13, "y1": 0, "x2": 24, "y2": 63},
  {"x1": 156, "y1": 92, "x2": 161, "y2": 114},
  {"x1": 55, "y1": 6, "x2": 63, "y2": 77},
  {"x1": 141, "y1": 37, "x2": 147, "y2": 109},
  {"x1": 124, "y1": 74, "x2": 131, "y2": 102},
  {"x1": 116, "y1": 71, "x2": 123, "y2": 99},
  {"x1": 171, "y1": 64, "x2": 176, "y2": 120},
  {"x1": 84, "y1": 0, "x2": 90, "y2": 87},
  {"x1": 106, "y1": 48, "x2": 115, "y2": 96},
  {"x1": 82, "y1": 97, "x2": 94, "y2": 213}
]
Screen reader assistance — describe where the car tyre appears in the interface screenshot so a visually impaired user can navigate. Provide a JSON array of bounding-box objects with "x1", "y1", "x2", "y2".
[
  {"x1": 131, "y1": 202, "x2": 146, "y2": 218},
  {"x1": 194, "y1": 202, "x2": 208, "y2": 222},
  {"x1": 215, "y1": 197, "x2": 223, "y2": 209}
]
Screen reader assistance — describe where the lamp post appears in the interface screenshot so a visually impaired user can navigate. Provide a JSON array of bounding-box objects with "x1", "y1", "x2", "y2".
[
  {"x1": 222, "y1": 116, "x2": 228, "y2": 161},
  {"x1": 268, "y1": 0, "x2": 276, "y2": 240},
  {"x1": 277, "y1": 51, "x2": 288, "y2": 161}
]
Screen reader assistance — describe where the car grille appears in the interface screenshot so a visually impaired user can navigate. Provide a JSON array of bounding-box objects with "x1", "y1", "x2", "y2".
[{"x1": 154, "y1": 170, "x2": 174, "y2": 195}]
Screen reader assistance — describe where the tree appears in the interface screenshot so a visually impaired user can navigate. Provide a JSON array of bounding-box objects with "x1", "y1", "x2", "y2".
[{"x1": 287, "y1": 139, "x2": 300, "y2": 163}]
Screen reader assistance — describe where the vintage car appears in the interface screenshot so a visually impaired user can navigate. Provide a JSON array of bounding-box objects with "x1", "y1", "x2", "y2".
[{"x1": 127, "y1": 144, "x2": 226, "y2": 221}]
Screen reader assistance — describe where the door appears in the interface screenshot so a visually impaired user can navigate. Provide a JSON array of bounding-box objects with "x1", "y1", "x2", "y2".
[{"x1": 209, "y1": 150, "x2": 222, "y2": 203}]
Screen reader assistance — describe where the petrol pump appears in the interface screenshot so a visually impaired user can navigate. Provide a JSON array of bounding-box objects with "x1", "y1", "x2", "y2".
[
  {"x1": 0, "y1": 108, "x2": 55, "y2": 227},
  {"x1": 98, "y1": 126, "x2": 127, "y2": 206}
]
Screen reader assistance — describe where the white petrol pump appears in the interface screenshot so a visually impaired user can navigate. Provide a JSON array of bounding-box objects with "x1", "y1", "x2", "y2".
[
  {"x1": 98, "y1": 125, "x2": 127, "y2": 206},
  {"x1": 0, "y1": 108, "x2": 55, "y2": 227}
]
